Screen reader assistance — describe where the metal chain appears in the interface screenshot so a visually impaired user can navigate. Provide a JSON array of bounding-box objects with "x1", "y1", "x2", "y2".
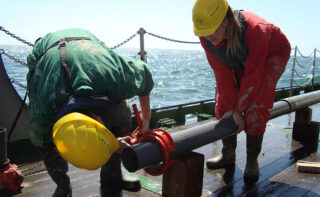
[
  {"x1": 128, "y1": 96, "x2": 137, "y2": 103},
  {"x1": 0, "y1": 26, "x2": 34, "y2": 47},
  {"x1": 21, "y1": 163, "x2": 46, "y2": 177},
  {"x1": 110, "y1": 33, "x2": 138, "y2": 49},
  {"x1": 0, "y1": 48, "x2": 28, "y2": 66},
  {"x1": 146, "y1": 31, "x2": 200, "y2": 44},
  {"x1": 10, "y1": 78, "x2": 27, "y2": 89}
]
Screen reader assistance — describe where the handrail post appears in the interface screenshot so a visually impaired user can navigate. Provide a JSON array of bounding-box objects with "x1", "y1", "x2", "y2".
[
  {"x1": 312, "y1": 48, "x2": 317, "y2": 90},
  {"x1": 138, "y1": 28, "x2": 147, "y2": 62},
  {"x1": 289, "y1": 46, "x2": 297, "y2": 97}
]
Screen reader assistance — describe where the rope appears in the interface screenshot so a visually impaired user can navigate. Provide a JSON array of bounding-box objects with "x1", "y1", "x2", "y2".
[
  {"x1": 297, "y1": 48, "x2": 314, "y2": 58},
  {"x1": 294, "y1": 69, "x2": 313, "y2": 78},
  {"x1": 295, "y1": 57, "x2": 314, "y2": 69},
  {"x1": 293, "y1": 77, "x2": 313, "y2": 87}
]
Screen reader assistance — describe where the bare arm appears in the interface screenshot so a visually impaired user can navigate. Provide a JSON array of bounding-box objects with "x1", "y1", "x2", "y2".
[{"x1": 138, "y1": 94, "x2": 151, "y2": 132}]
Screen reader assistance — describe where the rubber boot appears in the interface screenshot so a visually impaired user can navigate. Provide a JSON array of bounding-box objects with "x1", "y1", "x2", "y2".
[
  {"x1": 100, "y1": 153, "x2": 141, "y2": 197},
  {"x1": 206, "y1": 134, "x2": 237, "y2": 169},
  {"x1": 244, "y1": 134, "x2": 264, "y2": 184},
  {"x1": 39, "y1": 146, "x2": 72, "y2": 197}
]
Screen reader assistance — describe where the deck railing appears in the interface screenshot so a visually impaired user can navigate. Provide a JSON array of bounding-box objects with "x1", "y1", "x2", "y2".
[{"x1": 1, "y1": 26, "x2": 319, "y2": 105}]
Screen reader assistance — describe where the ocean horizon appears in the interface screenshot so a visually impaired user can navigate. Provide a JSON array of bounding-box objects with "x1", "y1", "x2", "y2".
[{"x1": 1, "y1": 45, "x2": 319, "y2": 109}]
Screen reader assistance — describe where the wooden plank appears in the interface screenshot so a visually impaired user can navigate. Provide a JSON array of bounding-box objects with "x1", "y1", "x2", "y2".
[
  {"x1": 297, "y1": 160, "x2": 320, "y2": 173},
  {"x1": 162, "y1": 152, "x2": 204, "y2": 197}
]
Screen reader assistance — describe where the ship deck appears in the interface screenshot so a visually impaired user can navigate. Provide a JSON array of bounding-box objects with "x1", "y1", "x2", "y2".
[{"x1": 2, "y1": 103, "x2": 320, "y2": 197}]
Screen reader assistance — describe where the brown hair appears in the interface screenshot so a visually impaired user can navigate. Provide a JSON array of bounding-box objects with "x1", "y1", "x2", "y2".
[{"x1": 225, "y1": 6, "x2": 242, "y2": 56}]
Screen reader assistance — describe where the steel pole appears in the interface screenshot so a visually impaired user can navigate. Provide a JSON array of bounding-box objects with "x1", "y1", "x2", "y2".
[
  {"x1": 0, "y1": 127, "x2": 9, "y2": 170},
  {"x1": 122, "y1": 90, "x2": 320, "y2": 172}
]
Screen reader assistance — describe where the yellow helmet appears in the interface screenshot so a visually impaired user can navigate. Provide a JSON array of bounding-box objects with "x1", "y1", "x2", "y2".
[
  {"x1": 192, "y1": 0, "x2": 228, "y2": 37},
  {"x1": 52, "y1": 112, "x2": 119, "y2": 170}
]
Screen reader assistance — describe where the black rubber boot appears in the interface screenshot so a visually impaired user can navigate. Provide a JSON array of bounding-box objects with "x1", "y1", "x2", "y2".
[
  {"x1": 100, "y1": 153, "x2": 141, "y2": 197},
  {"x1": 244, "y1": 134, "x2": 264, "y2": 184},
  {"x1": 206, "y1": 134, "x2": 237, "y2": 169},
  {"x1": 39, "y1": 145, "x2": 72, "y2": 197}
]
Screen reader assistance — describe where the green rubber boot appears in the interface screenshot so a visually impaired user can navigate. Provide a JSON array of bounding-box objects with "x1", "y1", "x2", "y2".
[
  {"x1": 206, "y1": 134, "x2": 237, "y2": 169},
  {"x1": 244, "y1": 134, "x2": 264, "y2": 183}
]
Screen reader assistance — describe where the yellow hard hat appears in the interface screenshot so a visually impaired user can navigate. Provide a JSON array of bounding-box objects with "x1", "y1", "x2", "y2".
[
  {"x1": 192, "y1": 0, "x2": 228, "y2": 37},
  {"x1": 52, "y1": 112, "x2": 119, "y2": 170}
]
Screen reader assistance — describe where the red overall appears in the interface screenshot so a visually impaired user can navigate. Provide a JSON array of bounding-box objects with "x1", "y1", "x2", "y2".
[{"x1": 200, "y1": 11, "x2": 291, "y2": 135}]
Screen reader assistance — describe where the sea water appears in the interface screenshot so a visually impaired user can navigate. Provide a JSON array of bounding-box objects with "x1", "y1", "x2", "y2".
[{"x1": 1, "y1": 45, "x2": 319, "y2": 109}]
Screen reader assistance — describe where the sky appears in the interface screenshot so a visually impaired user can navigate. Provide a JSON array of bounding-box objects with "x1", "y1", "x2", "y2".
[{"x1": 0, "y1": 0, "x2": 319, "y2": 54}]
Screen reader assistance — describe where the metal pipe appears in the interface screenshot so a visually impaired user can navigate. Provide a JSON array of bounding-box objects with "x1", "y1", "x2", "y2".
[
  {"x1": 122, "y1": 90, "x2": 320, "y2": 172},
  {"x1": 312, "y1": 49, "x2": 317, "y2": 90},
  {"x1": 0, "y1": 127, "x2": 9, "y2": 170}
]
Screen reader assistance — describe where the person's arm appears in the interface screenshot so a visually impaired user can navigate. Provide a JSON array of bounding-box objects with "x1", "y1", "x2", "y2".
[
  {"x1": 234, "y1": 25, "x2": 268, "y2": 114},
  {"x1": 138, "y1": 94, "x2": 151, "y2": 132},
  {"x1": 200, "y1": 37, "x2": 239, "y2": 119}
]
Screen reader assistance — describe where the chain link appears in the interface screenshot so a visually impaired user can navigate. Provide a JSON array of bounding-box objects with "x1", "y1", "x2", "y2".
[
  {"x1": 21, "y1": 163, "x2": 46, "y2": 177},
  {"x1": 128, "y1": 96, "x2": 137, "y2": 103},
  {"x1": 0, "y1": 26, "x2": 34, "y2": 47},
  {"x1": 110, "y1": 33, "x2": 138, "y2": 49},
  {"x1": 0, "y1": 48, "x2": 28, "y2": 66},
  {"x1": 10, "y1": 78, "x2": 27, "y2": 89},
  {"x1": 146, "y1": 31, "x2": 200, "y2": 44}
]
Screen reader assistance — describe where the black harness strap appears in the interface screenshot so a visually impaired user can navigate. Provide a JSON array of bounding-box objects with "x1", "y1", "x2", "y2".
[
  {"x1": 58, "y1": 38, "x2": 73, "y2": 95},
  {"x1": 44, "y1": 36, "x2": 92, "y2": 96},
  {"x1": 41, "y1": 37, "x2": 91, "y2": 57}
]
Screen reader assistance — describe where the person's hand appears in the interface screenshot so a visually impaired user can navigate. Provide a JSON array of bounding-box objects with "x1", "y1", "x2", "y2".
[
  {"x1": 232, "y1": 112, "x2": 245, "y2": 133},
  {"x1": 221, "y1": 110, "x2": 245, "y2": 133},
  {"x1": 116, "y1": 136, "x2": 131, "y2": 154}
]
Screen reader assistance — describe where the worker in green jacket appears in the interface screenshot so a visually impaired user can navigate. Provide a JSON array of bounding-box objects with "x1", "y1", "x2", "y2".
[{"x1": 26, "y1": 28, "x2": 154, "y2": 197}]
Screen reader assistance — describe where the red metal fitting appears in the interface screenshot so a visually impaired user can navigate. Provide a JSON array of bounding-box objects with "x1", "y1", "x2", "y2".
[
  {"x1": 124, "y1": 104, "x2": 175, "y2": 175},
  {"x1": 143, "y1": 129, "x2": 175, "y2": 176}
]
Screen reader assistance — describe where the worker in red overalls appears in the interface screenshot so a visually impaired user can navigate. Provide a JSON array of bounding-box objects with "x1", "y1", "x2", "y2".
[{"x1": 192, "y1": 0, "x2": 291, "y2": 183}]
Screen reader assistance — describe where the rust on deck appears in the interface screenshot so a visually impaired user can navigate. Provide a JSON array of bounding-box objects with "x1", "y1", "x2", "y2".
[{"x1": 2, "y1": 103, "x2": 320, "y2": 197}]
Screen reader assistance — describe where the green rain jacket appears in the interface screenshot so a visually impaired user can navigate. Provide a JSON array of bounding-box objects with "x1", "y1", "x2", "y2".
[{"x1": 26, "y1": 28, "x2": 154, "y2": 147}]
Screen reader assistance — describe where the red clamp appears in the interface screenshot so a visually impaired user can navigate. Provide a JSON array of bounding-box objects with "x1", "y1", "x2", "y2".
[
  {"x1": 142, "y1": 128, "x2": 175, "y2": 176},
  {"x1": 124, "y1": 104, "x2": 175, "y2": 176},
  {"x1": 124, "y1": 104, "x2": 145, "y2": 145}
]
